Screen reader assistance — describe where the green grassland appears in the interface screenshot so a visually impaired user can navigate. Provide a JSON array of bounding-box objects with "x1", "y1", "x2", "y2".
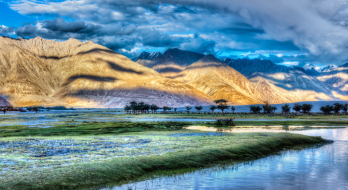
[
  {"x1": 0, "y1": 130, "x2": 326, "y2": 190},
  {"x1": 0, "y1": 111, "x2": 345, "y2": 189},
  {"x1": 0, "y1": 119, "x2": 347, "y2": 138}
]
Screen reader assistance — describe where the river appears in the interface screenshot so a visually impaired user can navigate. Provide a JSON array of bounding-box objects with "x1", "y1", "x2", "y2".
[{"x1": 103, "y1": 127, "x2": 348, "y2": 190}]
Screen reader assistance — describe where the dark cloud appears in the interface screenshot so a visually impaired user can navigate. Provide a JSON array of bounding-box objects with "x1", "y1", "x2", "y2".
[
  {"x1": 180, "y1": 35, "x2": 216, "y2": 55},
  {"x1": 44, "y1": 18, "x2": 101, "y2": 33},
  {"x1": 7, "y1": 18, "x2": 137, "y2": 51},
  {"x1": 141, "y1": 29, "x2": 182, "y2": 47},
  {"x1": 96, "y1": 35, "x2": 137, "y2": 50},
  {"x1": 0, "y1": 25, "x2": 13, "y2": 34},
  {"x1": 258, "y1": 54, "x2": 284, "y2": 63}
]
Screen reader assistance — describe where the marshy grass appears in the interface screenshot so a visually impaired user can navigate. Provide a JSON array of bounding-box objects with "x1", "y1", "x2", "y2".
[
  {"x1": 0, "y1": 111, "x2": 344, "y2": 189},
  {"x1": 0, "y1": 119, "x2": 347, "y2": 138},
  {"x1": 0, "y1": 121, "x2": 189, "y2": 137},
  {"x1": 0, "y1": 131, "x2": 326, "y2": 190}
]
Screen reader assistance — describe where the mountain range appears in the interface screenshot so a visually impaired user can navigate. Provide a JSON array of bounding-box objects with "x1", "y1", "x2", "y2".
[
  {"x1": 222, "y1": 58, "x2": 338, "y2": 103},
  {"x1": 133, "y1": 48, "x2": 348, "y2": 105},
  {"x1": 296, "y1": 63, "x2": 338, "y2": 76},
  {"x1": 0, "y1": 36, "x2": 212, "y2": 107},
  {"x1": 131, "y1": 48, "x2": 204, "y2": 78},
  {"x1": 0, "y1": 36, "x2": 347, "y2": 108},
  {"x1": 173, "y1": 55, "x2": 264, "y2": 104}
]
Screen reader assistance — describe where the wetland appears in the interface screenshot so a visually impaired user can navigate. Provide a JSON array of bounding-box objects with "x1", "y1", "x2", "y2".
[{"x1": 0, "y1": 109, "x2": 347, "y2": 189}]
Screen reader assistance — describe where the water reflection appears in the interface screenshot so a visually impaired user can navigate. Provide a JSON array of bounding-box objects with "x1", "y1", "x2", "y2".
[
  {"x1": 104, "y1": 127, "x2": 348, "y2": 190},
  {"x1": 185, "y1": 125, "x2": 345, "y2": 134}
]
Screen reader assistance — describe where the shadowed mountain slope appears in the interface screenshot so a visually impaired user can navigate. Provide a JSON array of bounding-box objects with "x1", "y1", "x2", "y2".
[
  {"x1": 0, "y1": 37, "x2": 212, "y2": 107},
  {"x1": 131, "y1": 51, "x2": 162, "y2": 67},
  {"x1": 225, "y1": 57, "x2": 342, "y2": 103},
  {"x1": 173, "y1": 55, "x2": 264, "y2": 105},
  {"x1": 134, "y1": 48, "x2": 204, "y2": 78},
  {"x1": 0, "y1": 96, "x2": 11, "y2": 107},
  {"x1": 248, "y1": 71, "x2": 334, "y2": 103},
  {"x1": 317, "y1": 64, "x2": 348, "y2": 99},
  {"x1": 224, "y1": 58, "x2": 290, "y2": 77}
]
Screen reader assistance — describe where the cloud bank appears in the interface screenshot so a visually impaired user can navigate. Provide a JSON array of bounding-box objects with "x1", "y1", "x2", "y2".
[{"x1": 1, "y1": 0, "x2": 348, "y2": 65}]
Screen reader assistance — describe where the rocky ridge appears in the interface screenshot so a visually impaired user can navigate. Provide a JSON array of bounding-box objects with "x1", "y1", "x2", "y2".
[
  {"x1": 0, "y1": 37, "x2": 212, "y2": 107},
  {"x1": 224, "y1": 58, "x2": 341, "y2": 103},
  {"x1": 173, "y1": 55, "x2": 264, "y2": 105},
  {"x1": 133, "y1": 48, "x2": 204, "y2": 77}
]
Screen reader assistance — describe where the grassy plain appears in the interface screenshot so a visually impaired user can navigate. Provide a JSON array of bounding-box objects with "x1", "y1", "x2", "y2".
[
  {"x1": 0, "y1": 130, "x2": 325, "y2": 190},
  {"x1": 0, "y1": 111, "x2": 345, "y2": 189}
]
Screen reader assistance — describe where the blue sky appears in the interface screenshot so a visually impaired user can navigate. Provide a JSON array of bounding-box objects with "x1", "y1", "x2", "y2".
[{"x1": 1, "y1": 0, "x2": 348, "y2": 67}]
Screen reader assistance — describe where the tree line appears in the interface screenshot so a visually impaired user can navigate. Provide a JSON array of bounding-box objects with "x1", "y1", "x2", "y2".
[
  {"x1": 124, "y1": 99, "x2": 235, "y2": 116},
  {"x1": 249, "y1": 103, "x2": 313, "y2": 114},
  {"x1": 124, "y1": 101, "x2": 348, "y2": 115},
  {"x1": 320, "y1": 103, "x2": 348, "y2": 115}
]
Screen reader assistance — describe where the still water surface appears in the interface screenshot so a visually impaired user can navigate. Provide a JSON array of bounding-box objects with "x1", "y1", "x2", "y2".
[{"x1": 104, "y1": 127, "x2": 348, "y2": 190}]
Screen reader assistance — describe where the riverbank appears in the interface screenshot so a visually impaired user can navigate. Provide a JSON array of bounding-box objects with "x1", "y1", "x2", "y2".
[
  {"x1": 2, "y1": 110, "x2": 348, "y2": 128},
  {"x1": 0, "y1": 119, "x2": 347, "y2": 138},
  {"x1": 0, "y1": 130, "x2": 326, "y2": 190},
  {"x1": 120, "y1": 113, "x2": 348, "y2": 120}
]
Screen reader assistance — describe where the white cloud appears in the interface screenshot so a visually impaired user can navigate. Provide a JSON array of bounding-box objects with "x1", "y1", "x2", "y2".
[{"x1": 282, "y1": 61, "x2": 299, "y2": 66}]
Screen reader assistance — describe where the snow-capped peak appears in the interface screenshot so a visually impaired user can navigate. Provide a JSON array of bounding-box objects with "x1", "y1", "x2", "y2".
[
  {"x1": 321, "y1": 64, "x2": 338, "y2": 72},
  {"x1": 149, "y1": 51, "x2": 162, "y2": 60},
  {"x1": 132, "y1": 51, "x2": 163, "y2": 62},
  {"x1": 302, "y1": 63, "x2": 321, "y2": 72}
]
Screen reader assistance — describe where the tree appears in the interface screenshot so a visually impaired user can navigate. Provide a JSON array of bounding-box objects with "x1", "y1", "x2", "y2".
[
  {"x1": 342, "y1": 104, "x2": 348, "y2": 114},
  {"x1": 137, "y1": 102, "x2": 145, "y2": 113},
  {"x1": 302, "y1": 104, "x2": 313, "y2": 114},
  {"x1": 292, "y1": 103, "x2": 302, "y2": 113},
  {"x1": 150, "y1": 104, "x2": 156, "y2": 114},
  {"x1": 262, "y1": 104, "x2": 273, "y2": 114},
  {"x1": 281, "y1": 104, "x2": 291, "y2": 114},
  {"x1": 333, "y1": 103, "x2": 343, "y2": 114},
  {"x1": 186, "y1": 106, "x2": 192, "y2": 116},
  {"x1": 144, "y1": 104, "x2": 150, "y2": 114},
  {"x1": 151, "y1": 104, "x2": 159, "y2": 114},
  {"x1": 231, "y1": 106, "x2": 235, "y2": 114},
  {"x1": 250, "y1": 106, "x2": 262, "y2": 114},
  {"x1": 320, "y1": 105, "x2": 333, "y2": 115},
  {"x1": 167, "y1": 107, "x2": 172, "y2": 113},
  {"x1": 217, "y1": 105, "x2": 229, "y2": 116},
  {"x1": 214, "y1": 99, "x2": 227, "y2": 105},
  {"x1": 163, "y1": 106, "x2": 171, "y2": 114},
  {"x1": 124, "y1": 105, "x2": 131, "y2": 114},
  {"x1": 174, "y1": 108, "x2": 177, "y2": 114},
  {"x1": 33, "y1": 107, "x2": 39, "y2": 113},
  {"x1": 271, "y1": 107, "x2": 277, "y2": 113},
  {"x1": 130, "y1": 101, "x2": 137, "y2": 114},
  {"x1": 195, "y1": 106, "x2": 203, "y2": 114},
  {"x1": 210, "y1": 106, "x2": 216, "y2": 114}
]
